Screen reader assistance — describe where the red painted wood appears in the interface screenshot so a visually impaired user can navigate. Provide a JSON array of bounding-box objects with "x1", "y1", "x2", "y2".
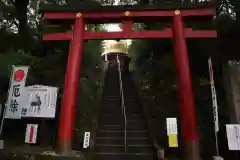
[
  {"x1": 122, "y1": 20, "x2": 132, "y2": 34},
  {"x1": 42, "y1": 29, "x2": 216, "y2": 40},
  {"x1": 83, "y1": 8, "x2": 215, "y2": 19},
  {"x1": 43, "y1": 7, "x2": 215, "y2": 20},
  {"x1": 172, "y1": 12, "x2": 198, "y2": 142},
  {"x1": 58, "y1": 15, "x2": 84, "y2": 153},
  {"x1": 29, "y1": 126, "x2": 34, "y2": 143},
  {"x1": 83, "y1": 29, "x2": 172, "y2": 39}
]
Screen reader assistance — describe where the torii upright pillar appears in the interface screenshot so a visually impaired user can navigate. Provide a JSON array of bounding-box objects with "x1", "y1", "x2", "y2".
[
  {"x1": 58, "y1": 13, "x2": 84, "y2": 154},
  {"x1": 172, "y1": 10, "x2": 200, "y2": 160}
]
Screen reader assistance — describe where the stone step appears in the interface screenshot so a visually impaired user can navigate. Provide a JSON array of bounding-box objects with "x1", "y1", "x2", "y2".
[
  {"x1": 102, "y1": 107, "x2": 142, "y2": 111},
  {"x1": 102, "y1": 113, "x2": 141, "y2": 118},
  {"x1": 95, "y1": 144, "x2": 154, "y2": 153},
  {"x1": 102, "y1": 101, "x2": 120, "y2": 105},
  {"x1": 100, "y1": 109, "x2": 122, "y2": 114},
  {"x1": 100, "y1": 112, "x2": 142, "y2": 116},
  {"x1": 99, "y1": 115, "x2": 142, "y2": 121},
  {"x1": 97, "y1": 68, "x2": 157, "y2": 159},
  {"x1": 99, "y1": 124, "x2": 147, "y2": 130},
  {"x1": 95, "y1": 137, "x2": 152, "y2": 145},
  {"x1": 99, "y1": 118, "x2": 144, "y2": 123},
  {"x1": 99, "y1": 119, "x2": 145, "y2": 124},
  {"x1": 98, "y1": 122, "x2": 147, "y2": 129},
  {"x1": 97, "y1": 130, "x2": 149, "y2": 137},
  {"x1": 95, "y1": 152, "x2": 156, "y2": 160},
  {"x1": 121, "y1": 96, "x2": 136, "y2": 99},
  {"x1": 103, "y1": 98, "x2": 120, "y2": 101},
  {"x1": 101, "y1": 108, "x2": 142, "y2": 113},
  {"x1": 104, "y1": 95, "x2": 120, "y2": 98},
  {"x1": 99, "y1": 120, "x2": 147, "y2": 128}
]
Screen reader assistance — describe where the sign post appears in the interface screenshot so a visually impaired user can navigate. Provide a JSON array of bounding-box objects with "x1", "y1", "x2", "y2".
[
  {"x1": 83, "y1": 132, "x2": 91, "y2": 149},
  {"x1": 208, "y1": 57, "x2": 220, "y2": 156}
]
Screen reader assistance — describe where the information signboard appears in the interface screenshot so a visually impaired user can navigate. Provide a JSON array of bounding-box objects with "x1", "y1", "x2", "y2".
[
  {"x1": 226, "y1": 124, "x2": 240, "y2": 150},
  {"x1": 20, "y1": 85, "x2": 58, "y2": 118}
]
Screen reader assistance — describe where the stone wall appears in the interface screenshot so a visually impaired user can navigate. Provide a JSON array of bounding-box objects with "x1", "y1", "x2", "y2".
[{"x1": 223, "y1": 61, "x2": 240, "y2": 124}]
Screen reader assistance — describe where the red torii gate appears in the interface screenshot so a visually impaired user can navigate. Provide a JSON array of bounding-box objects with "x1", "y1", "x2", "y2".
[{"x1": 42, "y1": 4, "x2": 217, "y2": 159}]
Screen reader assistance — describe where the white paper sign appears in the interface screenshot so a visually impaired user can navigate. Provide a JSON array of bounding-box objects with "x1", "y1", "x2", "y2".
[
  {"x1": 166, "y1": 118, "x2": 178, "y2": 135},
  {"x1": 25, "y1": 124, "x2": 38, "y2": 144},
  {"x1": 5, "y1": 66, "x2": 29, "y2": 119},
  {"x1": 226, "y1": 124, "x2": 240, "y2": 150},
  {"x1": 20, "y1": 85, "x2": 58, "y2": 118},
  {"x1": 83, "y1": 132, "x2": 91, "y2": 148}
]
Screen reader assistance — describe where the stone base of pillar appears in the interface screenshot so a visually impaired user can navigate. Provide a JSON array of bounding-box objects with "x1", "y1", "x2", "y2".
[
  {"x1": 57, "y1": 140, "x2": 72, "y2": 155},
  {"x1": 184, "y1": 140, "x2": 201, "y2": 160},
  {"x1": 213, "y1": 156, "x2": 224, "y2": 160}
]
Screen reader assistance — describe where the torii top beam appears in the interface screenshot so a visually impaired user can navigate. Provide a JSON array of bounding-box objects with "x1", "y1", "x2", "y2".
[{"x1": 40, "y1": 2, "x2": 217, "y2": 40}]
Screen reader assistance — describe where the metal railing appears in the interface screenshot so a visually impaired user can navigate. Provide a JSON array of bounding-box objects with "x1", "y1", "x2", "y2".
[{"x1": 116, "y1": 55, "x2": 127, "y2": 152}]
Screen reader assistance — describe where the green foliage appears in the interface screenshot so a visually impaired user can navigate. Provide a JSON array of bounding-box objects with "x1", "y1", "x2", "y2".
[
  {"x1": 0, "y1": 0, "x2": 239, "y2": 158},
  {"x1": 0, "y1": 0, "x2": 105, "y2": 150}
]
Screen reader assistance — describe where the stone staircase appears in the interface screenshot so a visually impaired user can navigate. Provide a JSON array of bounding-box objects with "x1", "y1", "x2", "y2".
[{"x1": 94, "y1": 63, "x2": 157, "y2": 160}]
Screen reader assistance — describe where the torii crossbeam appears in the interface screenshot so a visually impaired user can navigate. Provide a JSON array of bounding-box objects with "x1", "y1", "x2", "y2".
[{"x1": 41, "y1": 3, "x2": 217, "y2": 159}]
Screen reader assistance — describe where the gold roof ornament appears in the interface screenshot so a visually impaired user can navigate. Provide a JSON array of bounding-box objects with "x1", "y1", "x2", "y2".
[
  {"x1": 174, "y1": 10, "x2": 180, "y2": 15},
  {"x1": 125, "y1": 11, "x2": 131, "y2": 16},
  {"x1": 76, "y1": 12, "x2": 82, "y2": 17},
  {"x1": 102, "y1": 41, "x2": 128, "y2": 56}
]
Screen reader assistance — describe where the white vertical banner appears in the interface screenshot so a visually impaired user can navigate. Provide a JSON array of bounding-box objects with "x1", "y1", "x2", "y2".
[
  {"x1": 5, "y1": 66, "x2": 29, "y2": 119},
  {"x1": 208, "y1": 57, "x2": 219, "y2": 132},
  {"x1": 83, "y1": 132, "x2": 91, "y2": 148},
  {"x1": 166, "y1": 118, "x2": 178, "y2": 135},
  {"x1": 226, "y1": 124, "x2": 240, "y2": 150},
  {"x1": 25, "y1": 124, "x2": 38, "y2": 144}
]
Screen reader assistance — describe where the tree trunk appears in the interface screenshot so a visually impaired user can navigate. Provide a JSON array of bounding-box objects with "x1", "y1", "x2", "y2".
[{"x1": 14, "y1": 0, "x2": 29, "y2": 36}]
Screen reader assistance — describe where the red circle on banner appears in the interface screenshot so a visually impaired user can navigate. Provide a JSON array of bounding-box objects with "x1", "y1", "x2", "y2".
[{"x1": 14, "y1": 70, "x2": 25, "y2": 82}]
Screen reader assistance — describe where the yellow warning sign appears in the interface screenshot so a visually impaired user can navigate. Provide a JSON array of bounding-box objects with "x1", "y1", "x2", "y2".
[{"x1": 168, "y1": 134, "x2": 178, "y2": 147}]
